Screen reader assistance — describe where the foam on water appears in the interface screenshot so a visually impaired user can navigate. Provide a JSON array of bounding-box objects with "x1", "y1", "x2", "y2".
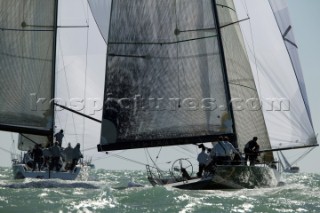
[
  {"x1": 0, "y1": 167, "x2": 320, "y2": 212},
  {"x1": 0, "y1": 179, "x2": 100, "y2": 189}
]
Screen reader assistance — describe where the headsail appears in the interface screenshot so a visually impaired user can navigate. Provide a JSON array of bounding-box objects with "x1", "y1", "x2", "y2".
[
  {"x1": 215, "y1": 0, "x2": 273, "y2": 162},
  {"x1": 87, "y1": 0, "x2": 111, "y2": 44},
  {"x1": 233, "y1": 0, "x2": 318, "y2": 150},
  {"x1": 97, "y1": 0, "x2": 235, "y2": 151},
  {"x1": 17, "y1": 134, "x2": 50, "y2": 151},
  {"x1": 269, "y1": 0, "x2": 313, "y2": 123},
  {"x1": 0, "y1": 0, "x2": 58, "y2": 136}
]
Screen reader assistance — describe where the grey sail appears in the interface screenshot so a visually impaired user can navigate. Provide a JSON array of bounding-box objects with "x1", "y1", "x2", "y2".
[
  {"x1": 87, "y1": 0, "x2": 111, "y2": 44},
  {"x1": 98, "y1": 0, "x2": 235, "y2": 151},
  {"x1": 215, "y1": 0, "x2": 273, "y2": 162},
  {"x1": 18, "y1": 134, "x2": 50, "y2": 151},
  {"x1": 269, "y1": 0, "x2": 313, "y2": 123},
  {"x1": 0, "y1": 0, "x2": 57, "y2": 136},
  {"x1": 233, "y1": 0, "x2": 317, "y2": 150},
  {"x1": 1, "y1": 0, "x2": 85, "y2": 180}
]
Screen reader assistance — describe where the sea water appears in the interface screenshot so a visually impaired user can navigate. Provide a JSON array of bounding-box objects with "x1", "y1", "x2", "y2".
[{"x1": 0, "y1": 167, "x2": 319, "y2": 213}]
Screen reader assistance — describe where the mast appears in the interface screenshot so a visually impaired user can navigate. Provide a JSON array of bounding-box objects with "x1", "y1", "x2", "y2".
[
  {"x1": 211, "y1": 0, "x2": 237, "y2": 145},
  {"x1": 51, "y1": 0, "x2": 59, "y2": 143}
]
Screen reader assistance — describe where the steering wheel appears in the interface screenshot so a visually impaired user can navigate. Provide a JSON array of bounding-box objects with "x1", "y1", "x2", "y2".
[{"x1": 171, "y1": 158, "x2": 193, "y2": 181}]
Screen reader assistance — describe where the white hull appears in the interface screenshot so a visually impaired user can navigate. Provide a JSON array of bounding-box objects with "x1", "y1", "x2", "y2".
[{"x1": 12, "y1": 164, "x2": 81, "y2": 180}]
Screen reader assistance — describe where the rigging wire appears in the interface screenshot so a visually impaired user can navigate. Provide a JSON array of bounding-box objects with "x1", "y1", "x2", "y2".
[
  {"x1": 56, "y1": 1, "x2": 94, "y2": 144},
  {"x1": 81, "y1": 0, "x2": 90, "y2": 153},
  {"x1": 172, "y1": 146, "x2": 196, "y2": 159},
  {"x1": 106, "y1": 153, "x2": 147, "y2": 167},
  {"x1": 57, "y1": 33, "x2": 78, "y2": 142},
  {"x1": 239, "y1": 1, "x2": 312, "y2": 137},
  {"x1": 91, "y1": 149, "x2": 172, "y2": 170},
  {"x1": 155, "y1": 147, "x2": 162, "y2": 161},
  {"x1": 143, "y1": 145, "x2": 197, "y2": 172},
  {"x1": 143, "y1": 149, "x2": 150, "y2": 165},
  {"x1": 145, "y1": 149, "x2": 166, "y2": 171},
  {"x1": 0, "y1": 147, "x2": 13, "y2": 155},
  {"x1": 291, "y1": 147, "x2": 316, "y2": 166},
  {"x1": 174, "y1": 0, "x2": 181, "y2": 107},
  {"x1": 233, "y1": 0, "x2": 268, "y2": 145},
  {"x1": 146, "y1": 149, "x2": 157, "y2": 166}
]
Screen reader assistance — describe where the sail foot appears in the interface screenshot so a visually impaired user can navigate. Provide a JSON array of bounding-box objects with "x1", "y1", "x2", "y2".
[{"x1": 98, "y1": 134, "x2": 234, "y2": 151}]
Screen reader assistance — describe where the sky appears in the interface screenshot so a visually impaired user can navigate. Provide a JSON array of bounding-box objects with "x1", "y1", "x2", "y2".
[{"x1": 0, "y1": 0, "x2": 319, "y2": 173}]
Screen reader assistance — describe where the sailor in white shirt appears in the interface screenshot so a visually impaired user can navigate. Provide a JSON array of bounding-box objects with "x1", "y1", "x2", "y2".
[
  {"x1": 197, "y1": 145, "x2": 209, "y2": 177},
  {"x1": 209, "y1": 136, "x2": 239, "y2": 165},
  {"x1": 223, "y1": 136, "x2": 239, "y2": 157}
]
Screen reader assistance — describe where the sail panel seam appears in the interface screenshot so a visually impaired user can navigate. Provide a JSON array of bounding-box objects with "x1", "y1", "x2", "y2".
[
  {"x1": 220, "y1": 17, "x2": 250, "y2": 29},
  {"x1": 108, "y1": 52, "x2": 219, "y2": 59},
  {"x1": 0, "y1": 27, "x2": 54, "y2": 32},
  {"x1": 108, "y1": 35, "x2": 218, "y2": 46},
  {"x1": 216, "y1": 3, "x2": 236, "y2": 12}
]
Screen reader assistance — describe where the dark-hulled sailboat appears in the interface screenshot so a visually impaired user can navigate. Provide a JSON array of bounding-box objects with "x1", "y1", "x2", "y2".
[
  {"x1": 92, "y1": 0, "x2": 318, "y2": 190},
  {"x1": 278, "y1": 151, "x2": 299, "y2": 173}
]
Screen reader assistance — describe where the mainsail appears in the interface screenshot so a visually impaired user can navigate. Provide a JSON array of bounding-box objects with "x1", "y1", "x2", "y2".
[
  {"x1": 90, "y1": 0, "x2": 317, "y2": 155},
  {"x1": 0, "y1": 0, "x2": 58, "y2": 136},
  {"x1": 98, "y1": 0, "x2": 236, "y2": 151}
]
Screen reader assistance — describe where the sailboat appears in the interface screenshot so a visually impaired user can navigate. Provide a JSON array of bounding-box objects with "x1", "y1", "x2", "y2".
[
  {"x1": 278, "y1": 151, "x2": 299, "y2": 173},
  {"x1": 90, "y1": 0, "x2": 318, "y2": 189},
  {"x1": 1, "y1": 0, "x2": 317, "y2": 186},
  {"x1": 277, "y1": 147, "x2": 316, "y2": 174},
  {"x1": 10, "y1": 133, "x2": 83, "y2": 180},
  {"x1": 0, "y1": 0, "x2": 103, "y2": 180}
]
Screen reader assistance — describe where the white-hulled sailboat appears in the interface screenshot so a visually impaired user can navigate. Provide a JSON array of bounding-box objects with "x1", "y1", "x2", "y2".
[{"x1": 0, "y1": 0, "x2": 102, "y2": 180}]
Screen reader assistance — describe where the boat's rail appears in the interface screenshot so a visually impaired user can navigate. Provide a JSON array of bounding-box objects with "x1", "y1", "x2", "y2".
[{"x1": 146, "y1": 165, "x2": 178, "y2": 186}]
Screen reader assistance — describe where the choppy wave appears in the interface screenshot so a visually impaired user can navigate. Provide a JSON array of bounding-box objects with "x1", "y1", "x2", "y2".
[
  {"x1": 0, "y1": 180, "x2": 100, "y2": 189},
  {"x1": 0, "y1": 167, "x2": 319, "y2": 213}
]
